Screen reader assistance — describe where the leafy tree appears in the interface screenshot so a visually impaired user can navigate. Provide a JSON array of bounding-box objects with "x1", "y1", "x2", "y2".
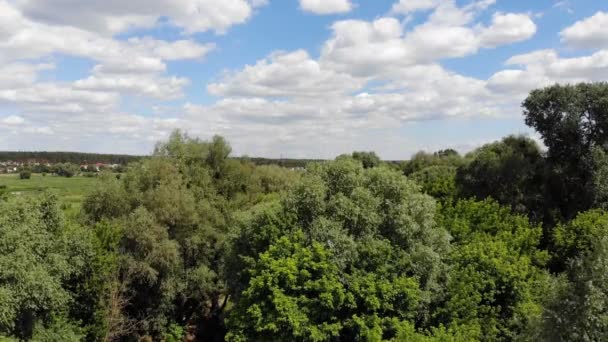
[
  {"x1": 402, "y1": 150, "x2": 465, "y2": 176},
  {"x1": 19, "y1": 169, "x2": 31, "y2": 179},
  {"x1": 0, "y1": 185, "x2": 7, "y2": 201},
  {"x1": 456, "y1": 135, "x2": 545, "y2": 221},
  {"x1": 438, "y1": 199, "x2": 549, "y2": 341},
  {"x1": 552, "y1": 209, "x2": 608, "y2": 271},
  {"x1": 352, "y1": 151, "x2": 382, "y2": 169},
  {"x1": 226, "y1": 234, "x2": 348, "y2": 342},
  {"x1": 523, "y1": 82, "x2": 608, "y2": 221},
  {"x1": 228, "y1": 157, "x2": 451, "y2": 340},
  {"x1": 411, "y1": 165, "x2": 458, "y2": 202},
  {"x1": 119, "y1": 207, "x2": 181, "y2": 338},
  {"x1": 0, "y1": 194, "x2": 89, "y2": 340},
  {"x1": 81, "y1": 172, "x2": 130, "y2": 223},
  {"x1": 539, "y1": 234, "x2": 608, "y2": 341},
  {"x1": 80, "y1": 131, "x2": 301, "y2": 340},
  {"x1": 55, "y1": 163, "x2": 79, "y2": 178},
  {"x1": 251, "y1": 164, "x2": 300, "y2": 194}
]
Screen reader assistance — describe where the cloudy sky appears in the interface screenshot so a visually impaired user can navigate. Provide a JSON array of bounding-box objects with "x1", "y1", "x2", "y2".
[{"x1": 0, "y1": 0, "x2": 606, "y2": 159}]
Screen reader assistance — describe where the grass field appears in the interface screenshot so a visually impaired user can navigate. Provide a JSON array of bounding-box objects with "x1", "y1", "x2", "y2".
[{"x1": 0, "y1": 173, "x2": 98, "y2": 212}]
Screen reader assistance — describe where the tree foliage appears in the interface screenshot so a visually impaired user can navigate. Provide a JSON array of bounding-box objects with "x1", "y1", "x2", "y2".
[
  {"x1": 0, "y1": 194, "x2": 89, "y2": 340},
  {"x1": 5, "y1": 82, "x2": 608, "y2": 341},
  {"x1": 456, "y1": 136, "x2": 545, "y2": 221},
  {"x1": 523, "y1": 82, "x2": 608, "y2": 221}
]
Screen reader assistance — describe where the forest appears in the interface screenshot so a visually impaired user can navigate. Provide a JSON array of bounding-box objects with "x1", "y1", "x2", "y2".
[
  {"x1": 1, "y1": 83, "x2": 608, "y2": 341},
  {"x1": 0, "y1": 152, "x2": 141, "y2": 165}
]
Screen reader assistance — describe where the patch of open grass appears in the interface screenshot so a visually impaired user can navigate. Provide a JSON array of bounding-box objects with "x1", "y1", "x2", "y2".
[{"x1": 0, "y1": 173, "x2": 98, "y2": 212}]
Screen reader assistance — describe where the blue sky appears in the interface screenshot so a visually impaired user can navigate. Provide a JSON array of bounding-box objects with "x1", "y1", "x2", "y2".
[{"x1": 0, "y1": 0, "x2": 607, "y2": 159}]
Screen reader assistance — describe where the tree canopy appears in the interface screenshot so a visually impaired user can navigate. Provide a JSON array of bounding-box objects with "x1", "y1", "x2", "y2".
[{"x1": 3, "y1": 83, "x2": 608, "y2": 341}]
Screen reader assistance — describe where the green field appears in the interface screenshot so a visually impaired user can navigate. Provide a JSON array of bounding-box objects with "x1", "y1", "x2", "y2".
[{"x1": 0, "y1": 173, "x2": 98, "y2": 211}]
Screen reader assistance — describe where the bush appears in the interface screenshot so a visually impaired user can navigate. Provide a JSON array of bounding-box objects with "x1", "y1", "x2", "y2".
[
  {"x1": 0, "y1": 185, "x2": 7, "y2": 201},
  {"x1": 55, "y1": 163, "x2": 79, "y2": 178},
  {"x1": 19, "y1": 170, "x2": 31, "y2": 180}
]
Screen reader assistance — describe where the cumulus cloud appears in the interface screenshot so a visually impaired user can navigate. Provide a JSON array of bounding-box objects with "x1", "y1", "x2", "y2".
[
  {"x1": 0, "y1": 83, "x2": 118, "y2": 107},
  {"x1": 0, "y1": 0, "x2": 223, "y2": 112},
  {"x1": 14, "y1": 0, "x2": 266, "y2": 35},
  {"x1": 488, "y1": 49, "x2": 608, "y2": 95},
  {"x1": 299, "y1": 0, "x2": 353, "y2": 15},
  {"x1": 0, "y1": 115, "x2": 25, "y2": 126},
  {"x1": 74, "y1": 75, "x2": 190, "y2": 100},
  {"x1": 0, "y1": 63, "x2": 54, "y2": 88},
  {"x1": 0, "y1": 0, "x2": 256, "y2": 155},
  {"x1": 478, "y1": 13, "x2": 537, "y2": 47},
  {"x1": 127, "y1": 38, "x2": 216, "y2": 61},
  {"x1": 560, "y1": 11, "x2": 608, "y2": 49},
  {"x1": 208, "y1": 50, "x2": 365, "y2": 98},
  {"x1": 321, "y1": 2, "x2": 534, "y2": 76},
  {"x1": 391, "y1": 0, "x2": 441, "y2": 15}
]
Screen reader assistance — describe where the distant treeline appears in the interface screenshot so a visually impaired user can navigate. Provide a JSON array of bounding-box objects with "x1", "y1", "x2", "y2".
[
  {"x1": 242, "y1": 157, "x2": 324, "y2": 168},
  {"x1": 0, "y1": 151, "x2": 143, "y2": 165},
  {"x1": 0, "y1": 152, "x2": 324, "y2": 168}
]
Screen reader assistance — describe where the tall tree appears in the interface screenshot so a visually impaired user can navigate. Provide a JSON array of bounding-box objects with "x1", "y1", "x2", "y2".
[
  {"x1": 523, "y1": 83, "x2": 608, "y2": 221},
  {"x1": 456, "y1": 135, "x2": 546, "y2": 222},
  {"x1": 0, "y1": 194, "x2": 89, "y2": 340}
]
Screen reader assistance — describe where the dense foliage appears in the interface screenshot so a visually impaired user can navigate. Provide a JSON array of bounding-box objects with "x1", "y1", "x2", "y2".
[
  {"x1": 2, "y1": 83, "x2": 608, "y2": 341},
  {"x1": 0, "y1": 152, "x2": 140, "y2": 165}
]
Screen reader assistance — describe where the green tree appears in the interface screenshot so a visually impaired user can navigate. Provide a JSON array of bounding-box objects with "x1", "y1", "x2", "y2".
[
  {"x1": 352, "y1": 151, "x2": 382, "y2": 169},
  {"x1": 402, "y1": 150, "x2": 464, "y2": 176},
  {"x1": 0, "y1": 194, "x2": 89, "y2": 340},
  {"x1": 228, "y1": 157, "x2": 451, "y2": 340},
  {"x1": 19, "y1": 169, "x2": 31, "y2": 179},
  {"x1": 456, "y1": 135, "x2": 545, "y2": 221},
  {"x1": 411, "y1": 165, "x2": 458, "y2": 202},
  {"x1": 81, "y1": 131, "x2": 284, "y2": 340},
  {"x1": 55, "y1": 163, "x2": 79, "y2": 178},
  {"x1": 539, "y1": 234, "x2": 608, "y2": 341},
  {"x1": 119, "y1": 207, "x2": 181, "y2": 338},
  {"x1": 552, "y1": 209, "x2": 608, "y2": 272},
  {"x1": 226, "y1": 234, "x2": 347, "y2": 342},
  {"x1": 438, "y1": 199, "x2": 549, "y2": 341},
  {"x1": 523, "y1": 82, "x2": 608, "y2": 221}
]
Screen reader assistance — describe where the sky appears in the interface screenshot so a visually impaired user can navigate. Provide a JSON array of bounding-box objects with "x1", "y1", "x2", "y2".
[{"x1": 0, "y1": 0, "x2": 607, "y2": 159}]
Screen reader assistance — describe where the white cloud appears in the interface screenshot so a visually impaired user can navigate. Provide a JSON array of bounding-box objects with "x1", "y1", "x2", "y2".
[
  {"x1": 74, "y1": 74, "x2": 190, "y2": 100},
  {"x1": 478, "y1": 13, "x2": 537, "y2": 47},
  {"x1": 14, "y1": 0, "x2": 266, "y2": 35},
  {"x1": 320, "y1": 18, "x2": 413, "y2": 76},
  {"x1": 391, "y1": 0, "x2": 441, "y2": 15},
  {"x1": 0, "y1": 63, "x2": 53, "y2": 88},
  {"x1": 0, "y1": 0, "x2": 216, "y2": 106},
  {"x1": 0, "y1": 0, "x2": 256, "y2": 155},
  {"x1": 553, "y1": 1, "x2": 573, "y2": 14},
  {"x1": 561, "y1": 11, "x2": 608, "y2": 49},
  {"x1": 208, "y1": 50, "x2": 365, "y2": 98},
  {"x1": 0, "y1": 2, "x2": 214, "y2": 67},
  {"x1": 488, "y1": 48, "x2": 608, "y2": 95},
  {"x1": 127, "y1": 38, "x2": 216, "y2": 61},
  {"x1": 321, "y1": 3, "x2": 534, "y2": 76},
  {"x1": 299, "y1": 0, "x2": 353, "y2": 15},
  {"x1": 23, "y1": 126, "x2": 53, "y2": 135},
  {"x1": 167, "y1": 1, "x2": 542, "y2": 158},
  {"x1": 0, "y1": 84, "x2": 118, "y2": 108},
  {"x1": 1, "y1": 115, "x2": 25, "y2": 126}
]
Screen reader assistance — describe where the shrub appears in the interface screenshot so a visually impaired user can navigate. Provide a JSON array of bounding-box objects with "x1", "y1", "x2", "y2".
[{"x1": 19, "y1": 170, "x2": 31, "y2": 180}]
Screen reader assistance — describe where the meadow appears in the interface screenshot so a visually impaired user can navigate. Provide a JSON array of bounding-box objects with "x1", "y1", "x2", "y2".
[{"x1": 0, "y1": 173, "x2": 98, "y2": 211}]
